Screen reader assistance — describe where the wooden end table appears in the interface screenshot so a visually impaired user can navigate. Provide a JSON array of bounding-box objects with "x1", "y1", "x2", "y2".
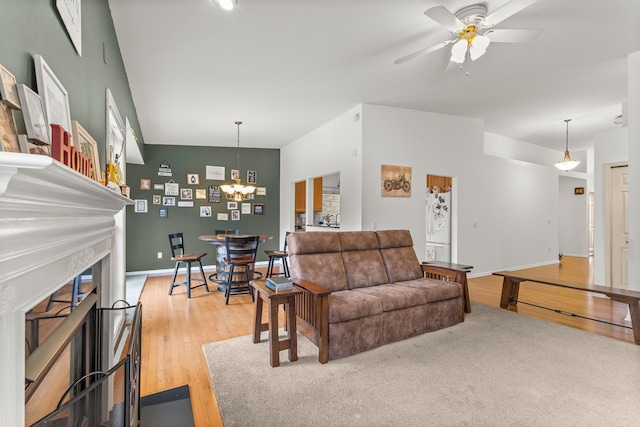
[
  {"x1": 422, "y1": 261, "x2": 473, "y2": 314},
  {"x1": 250, "y1": 280, "x2": 302, "y2": 367}
]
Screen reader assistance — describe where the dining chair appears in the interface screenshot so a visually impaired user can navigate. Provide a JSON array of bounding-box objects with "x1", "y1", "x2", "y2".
[
  {"x1": 46, "y1": 275, "x2": 89, "y2": 311},
  {"x1": 223, "y1": 235, "x2": 259, "y2": 304},
  {"x1": 168, "y1": 233, "x2": 209, "y2": 298},
  {"x1": 265, "y1": 231, "x2": 291, "y2": 278}
]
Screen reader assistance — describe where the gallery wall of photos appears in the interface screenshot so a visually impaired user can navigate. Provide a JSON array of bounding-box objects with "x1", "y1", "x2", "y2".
[{"x1": 125, "y1": 143, "x2": 281, "y2": 272}]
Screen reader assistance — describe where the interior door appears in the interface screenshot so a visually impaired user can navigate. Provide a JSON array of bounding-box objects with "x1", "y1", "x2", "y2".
[{"x1": 610, "y1": 165, "x2": 629, "y2": 289}]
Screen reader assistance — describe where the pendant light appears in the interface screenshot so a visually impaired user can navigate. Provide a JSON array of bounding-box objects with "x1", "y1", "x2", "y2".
[
  {"x1": 554, "y1": 119, "x2": 580, "y2": 171},
  {"x1": 220, "y1": 121, "x2": 256, "y2": 201}
]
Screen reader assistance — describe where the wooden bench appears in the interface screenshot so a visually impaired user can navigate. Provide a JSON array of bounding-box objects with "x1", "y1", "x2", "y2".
[{"x1": 493, "y1": 270, "x2": 640, "y2": 345}]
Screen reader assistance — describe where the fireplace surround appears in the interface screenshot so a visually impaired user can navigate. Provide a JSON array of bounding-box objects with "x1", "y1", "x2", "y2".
[{"x1": 0, "y1": 152, "x2": 133, "y2": 426}]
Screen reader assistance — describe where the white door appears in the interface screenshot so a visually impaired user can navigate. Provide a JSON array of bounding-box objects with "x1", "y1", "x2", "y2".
[{"x1": 610, "y1": 165, "x2": 629, "y2": 289}]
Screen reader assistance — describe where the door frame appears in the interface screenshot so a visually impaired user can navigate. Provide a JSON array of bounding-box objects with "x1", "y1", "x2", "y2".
[{"x1": 604, "y1": 161, "x2": 628, "y2": 286}]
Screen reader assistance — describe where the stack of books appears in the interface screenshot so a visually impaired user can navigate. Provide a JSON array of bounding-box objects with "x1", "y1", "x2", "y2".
[{"x1": 265, "y1": 276, "x2": 293, "y2": 292}]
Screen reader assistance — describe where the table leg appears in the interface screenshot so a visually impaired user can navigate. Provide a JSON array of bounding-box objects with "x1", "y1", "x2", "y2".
[
  {"x1": 460, "y1": 273, "x2": 471, "y2": 313},
  {"x1": 626, "y1": 299, "x2": 640, "y2": 345},
  {"x1": 268, "y1": 299, "x2": 280, "y2": 367},
  {"x1": 500, "y1": 277, "x2": 521, "y2": 308},
  {"x1": 286, "y1": 299, "x2": 298, "y2": 362},
  {"x1": 252, "y1": 294, "x2": 263, "y2": 344}
]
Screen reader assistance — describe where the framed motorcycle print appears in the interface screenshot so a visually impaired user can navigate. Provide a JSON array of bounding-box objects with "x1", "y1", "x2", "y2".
[{"x1": 381, "y1": 164, "x2": 412, "y2": 197}]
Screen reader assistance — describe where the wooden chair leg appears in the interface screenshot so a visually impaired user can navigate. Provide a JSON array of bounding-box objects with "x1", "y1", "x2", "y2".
[
  {"x1": 225, "y1": 265, "x2": 235, "y2": 305},
  {"x1": 186, "y1": 261, "x2": 192, "y2": 298},
  {"x1": 169, "y1": 263, "x2": 180, "y2": 295},
  {"x1": 282, "y1": 258, "x2": 290, "y2": 278},
  {"x1": 266, "y1": 257, "x2": 274, "y2": 278},
  {"x1": 198, "y1": 260, "x2": 209, "y2": 292}
]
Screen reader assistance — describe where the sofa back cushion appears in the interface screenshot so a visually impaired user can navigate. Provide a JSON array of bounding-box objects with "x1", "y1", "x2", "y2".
[
  {"x1": 376, "y1": 230, "x2": 423, "y2": 282},
  {"x1": 287, "y1": 232, "x2": 348, "y2": 292},
  {"x1": 338, "y1": 231, "x2": 389, "y2": 289}
]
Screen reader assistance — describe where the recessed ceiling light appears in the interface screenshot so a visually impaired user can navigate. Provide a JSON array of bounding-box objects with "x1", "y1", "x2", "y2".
[{"x1": 214, "y1": 0, "x2": 240, "y2": 11}]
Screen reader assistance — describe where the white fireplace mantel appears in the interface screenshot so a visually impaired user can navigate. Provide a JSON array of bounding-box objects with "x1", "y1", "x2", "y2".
[{"x1": 0, "y1": 152, "x2": 132, "y2": 426}]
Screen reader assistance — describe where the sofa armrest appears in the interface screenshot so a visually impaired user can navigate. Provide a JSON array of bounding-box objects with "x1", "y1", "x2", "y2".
[{"x1": 291, "y1": 277, "x2": 331, "y2": 363}]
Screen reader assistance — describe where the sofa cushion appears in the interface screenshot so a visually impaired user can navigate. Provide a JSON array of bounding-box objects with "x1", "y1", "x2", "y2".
[
  {"x1": 376, "y1": 230, "x2": 424, "y2": 282},
  {"x1": 288, "y1": 232, "x2": 348, "y2": 292},
  {"x1": 352, "y1": 283, "x2": 427, "y2": 311},
  {"x1": 339, "y1": 231, "x2": 389, "y2": 289},
  {"x1": 395, "y1": 278, "x2": 462, "y2": 303},
  {"x1": 328, "y1": 290, "x2": 383, "y2": 323}
]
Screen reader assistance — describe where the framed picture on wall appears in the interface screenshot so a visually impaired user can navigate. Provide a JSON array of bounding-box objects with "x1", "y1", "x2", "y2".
[
  {"x1": 134, "y1": 199, "x2": 148, "y2": 213},
  {"x1": 187, "y1": 173, "x2": 200, "y2": 185},
  {"x1": 140, "y1": 178, "x2": 151, "y2": 190},
  {"x1": 152, "y1": 195, "x2": 161, "y2": 205},
  {"x1": 0, "y1": 103, "x2": 20, "y2": 152},
  {"x1": 253, "y1": 203, "x2": 264, "y2": 216},
  {"x1": 231, "y1": 210, "x2": 240, "y2": 221},
  {"x1": 247, "y1": 170, "x2": 257, "y2": 184}
]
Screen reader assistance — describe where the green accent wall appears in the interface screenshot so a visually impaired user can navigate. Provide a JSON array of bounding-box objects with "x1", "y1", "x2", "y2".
[
  {"x1": 126, "y1": 145, "x2": 281, "y2": 272},
  {"x1": 1, "y1": 0, "x2": 145, "y2": 169}
]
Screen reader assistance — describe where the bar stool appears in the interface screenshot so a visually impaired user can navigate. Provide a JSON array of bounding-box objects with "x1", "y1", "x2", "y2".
[
  {"x1": 224, "y1": 235, "x2": 259, "y2": 304},
  {"x1": 168, "y1": 233, "x2": 209, "y2": 298},
  {"x1": 265, "y1": 231, "x2": 291, "y2": 278},
  {"x1": 46, "y1": 275, "x2": 88, "y2": 311}
]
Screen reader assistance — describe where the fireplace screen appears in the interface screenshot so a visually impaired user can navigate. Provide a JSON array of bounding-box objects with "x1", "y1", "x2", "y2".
[{"x1": 26, "y1": 294, "x2": 142, "y2": 427}]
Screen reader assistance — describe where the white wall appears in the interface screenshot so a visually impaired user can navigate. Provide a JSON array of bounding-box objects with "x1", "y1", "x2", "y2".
[
  {"x1": 558, "y1": 176, "x2": 589, "y2": 257},
  {"x1": 280, "y1": 105, "x2": 363, "y2": 245},
  {"x1": 282, "y1": 103, "x2": 561, "y2": 276}
]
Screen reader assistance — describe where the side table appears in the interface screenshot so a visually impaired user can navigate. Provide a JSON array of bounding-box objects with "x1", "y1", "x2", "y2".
[
  {"x1": 249, "y1": 280, "x2": 302, "y2": 367},
  {"x1": 421, "y1": 261, "x2": 473, "y2": 314}
]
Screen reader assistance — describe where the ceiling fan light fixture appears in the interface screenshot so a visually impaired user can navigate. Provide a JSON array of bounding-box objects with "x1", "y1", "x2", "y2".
[
  {"x1": 450, "y1": 39, "x2": 468, "y2": 63},
  {"x1": 554, "y1": 119, "x2": 580, "y2": 171},
  {"x1": 469, "y1": 35, "x2": 490, "y2": 60},
  {"x1": 214, "y1": 0, "x2": 240, "y2": 11}
]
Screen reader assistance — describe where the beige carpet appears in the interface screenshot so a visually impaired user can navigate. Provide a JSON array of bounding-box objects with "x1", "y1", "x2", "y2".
[{"x1": 203, "y1": 303, "x2": 640, "y2": 426}]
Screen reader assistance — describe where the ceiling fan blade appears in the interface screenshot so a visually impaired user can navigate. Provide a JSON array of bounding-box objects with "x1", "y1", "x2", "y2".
[
  {"x1": 481, "y1": 0, "x2": 538, "y2": 28},
  {"x1": 424, "y1": 6, "x2": 465, "y2": 33},
  {"x1": 394, "y1": 39, "x2": 456, "y2": 65},
  {"x1": 484, "y1": 28, "x2": 542, "y2": 43}
]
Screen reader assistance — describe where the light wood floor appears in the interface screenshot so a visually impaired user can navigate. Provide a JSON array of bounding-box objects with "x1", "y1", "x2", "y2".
[{"x1": 138, "y1": 257, "x2": 634, "y2": 427}]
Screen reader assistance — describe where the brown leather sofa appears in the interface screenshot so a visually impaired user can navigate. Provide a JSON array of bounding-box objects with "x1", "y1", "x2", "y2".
[{"x1": 288, "y1": 229, "x2": 463, "y2": 363}]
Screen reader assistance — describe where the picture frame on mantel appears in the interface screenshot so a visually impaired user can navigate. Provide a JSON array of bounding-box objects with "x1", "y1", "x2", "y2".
[
  {"x1": 71, "y1": 120, "x2": 101, "y2": 181},
  {"x1": 34, "y1": 55, "x2": 72, "y2": 135},
  {"x1": 16, "y1": 84, "x2": 50, "y2": 145},
  {"x1": 0, "y1": 64, "x2": 21, "y2": 110}
]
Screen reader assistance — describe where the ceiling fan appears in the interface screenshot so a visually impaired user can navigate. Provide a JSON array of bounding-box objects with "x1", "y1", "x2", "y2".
[{"x1": 394, "y1": 0, "x2": 542, "y2": 69}]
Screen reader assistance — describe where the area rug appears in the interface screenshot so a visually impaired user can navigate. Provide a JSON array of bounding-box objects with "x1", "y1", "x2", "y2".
[{"x1": 202, "y1": 302, "x2": 640, "y2": 427}]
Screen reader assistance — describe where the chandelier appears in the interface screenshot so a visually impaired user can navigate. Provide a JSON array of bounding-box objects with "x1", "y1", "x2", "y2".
[
  {"x1": 554, "y1": 119, "x2": 580, "y2": 171},
  {"x1": 220, "y1": 121, "x2": 256, "y2": 201}
]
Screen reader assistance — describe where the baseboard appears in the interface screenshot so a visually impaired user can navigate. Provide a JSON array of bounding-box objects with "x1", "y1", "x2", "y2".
[{"x1": 127, "y1": 260, "x2": 272, "y2": 277}]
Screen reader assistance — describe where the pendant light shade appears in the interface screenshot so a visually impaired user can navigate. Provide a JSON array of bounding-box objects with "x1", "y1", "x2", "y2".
[
  {"x1": 554, "y1": 119, "x2": 580, "y2": 171},
  {"x1": 220, "y1": 121, "x2": 256, "y2": 201}
]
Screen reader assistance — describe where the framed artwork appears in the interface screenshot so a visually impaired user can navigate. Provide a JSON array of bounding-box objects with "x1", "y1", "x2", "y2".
[
  {"x1": 140, "y1": 178, "x2": 151, "y2": 190},
  {"x1": 216, "y1": 212, "x2": 228, "y2": 221},
  {"x1": 134, "y1": 199, "x2": 148, "y2": 213},
  {"x1": 17, "y1": 84, "x2": 50, "y2": 145},
  {"x1": 158, "y1": 208, "x2": 168, "y2": 218},
  {"x1": 0, "y1": 64, "x2": 21, "y2": 109},
  {"x1": 256, "y1": 187, "x2": 267, "y2": 196},
  {"x1": 181, "y1": 188, "x2": 193, "y2": 199},
  {"x1": 206, "y1": 165, "x2": 225, "y2": 180},
  {"x1": 241, "y1": 203, "x2": 251, "y2": 214},
  {"x1": 381, "y1": 164, "x2": 412, "y2": 197},
  {"x1": 227, "y1": 201, "x2": 238, "y2": 210},
  {"x1": 231, "y1": 210, "x2": 240, "y2": 221},
  {"x1": 187, "y1": 173, "x2": 200, "y2": 185},
  {"x1": 153, "y1": 183, "x2": 164, "y2": 190},
  {"x1": 56, "y1": 0, "x2": 82, "y2": 55},
  {"x1": 200, "y1": 206, "x2": 212, "y2": 217},
  {"x1": 247, "y1": 170, "x2": 257, "y2": 184},
  {"x1": 152, "y1": 195, "x2": 161, "y2": 204},
  {"x1": 253, "y1": 203, "x2": 265, "y2": 216},
  {"x1": 208, "y1": 185, "x2": 221, "y2": 203},
  {"x1": 162, "y1": 196, "x2": 176, "y2": 206},
  {"x1": 165, "y1": 181, "x2": 179, "y2": 196},
  {"x1": 106, "y1": 89, "x2": 125, "y2": 165},
  {"x1": 27, "y1": 140, "x2": 51, "y2": 156},
  {"x1": 195, "y1": 189, "x2": 206, "y2": 199},
  {"x1": 231, "y1": 169, "x2": 240, "y2": 180},
  {"x1": 71, "y1": 120, "x2": 100, "y2": 180},
  {"x1": 0, "y1": 103, "x2": 20, "y2": 152},
  {"x1": 34, "y1": 55, "x2": 72, "y2": 134},
  {"x1": 178, "y1": 201, "x2": 194, "y2": 207}
]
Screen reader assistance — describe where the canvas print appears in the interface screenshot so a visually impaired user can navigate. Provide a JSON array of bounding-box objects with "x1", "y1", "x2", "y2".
[{"x1": 381, "y1": 164, "x2": 412, "y2": 197}]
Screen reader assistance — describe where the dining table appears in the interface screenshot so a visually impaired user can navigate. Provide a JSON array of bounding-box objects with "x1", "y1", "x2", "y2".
[{"x1": 198, "y1": 233, "x2": 273, "y2": 292}]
